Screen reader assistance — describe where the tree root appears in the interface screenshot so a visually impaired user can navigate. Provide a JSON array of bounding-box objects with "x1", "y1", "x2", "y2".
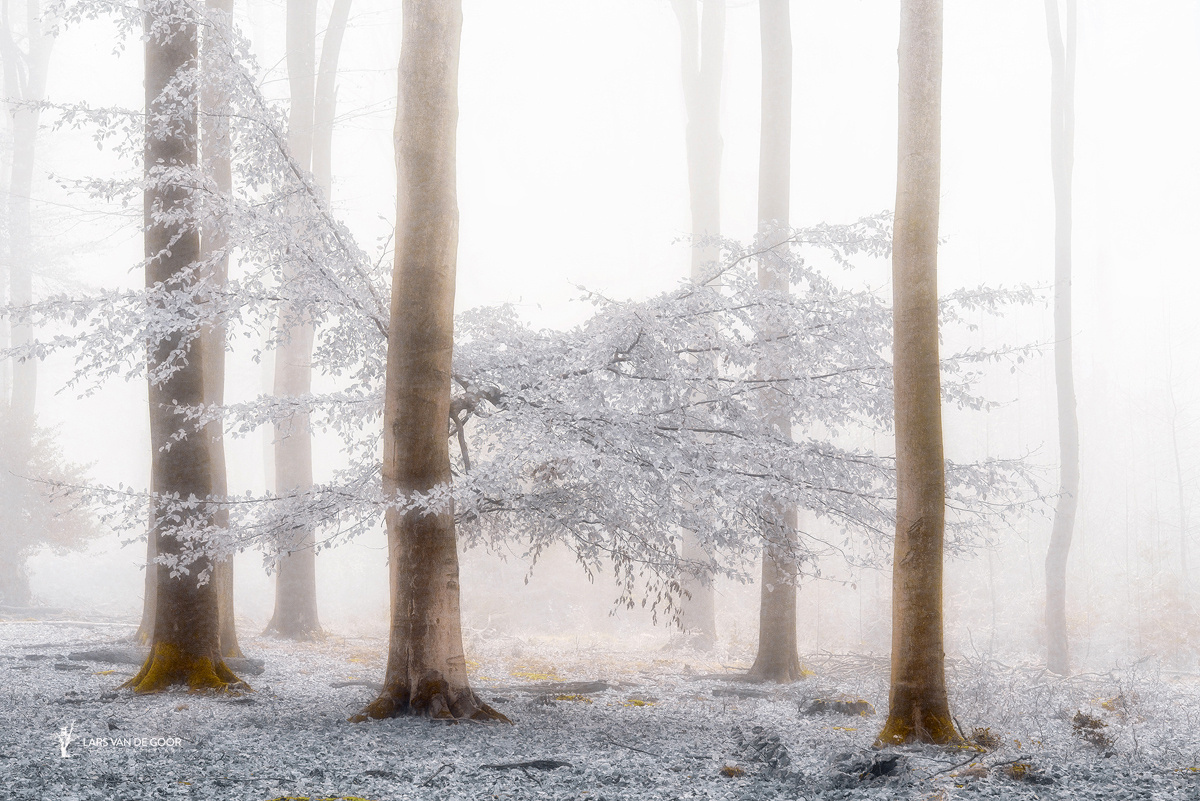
[
  {"x1": 351, "y1": 680, "x2": 510, "y2": 723},
  {"x1": 120, "y1": 642, "x2": 250, "y2": 694}
]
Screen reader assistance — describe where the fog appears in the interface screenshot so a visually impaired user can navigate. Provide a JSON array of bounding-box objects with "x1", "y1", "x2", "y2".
[{"x1": 5, "y1": 0, "x2": 1200, "y2": 715}]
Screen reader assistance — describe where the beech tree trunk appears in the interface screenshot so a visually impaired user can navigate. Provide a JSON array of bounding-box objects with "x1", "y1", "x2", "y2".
[
  {"x1": 747, "y1": 0, "x2": 802, "y2": 684},
  {"x1": 876, "y1": 0, "x2": 959, "y2": 747},
  {"x1": 123, "y1": 0, "x2": 244, "y2": 694},
  {"x1": 1043, "y1": 0, "x2": 1078, "y2": 677},
  {"x1": 357, "y1": 0, "x2": 502, "y2": 722},
  {"x1": 202, "y1": 0, "x2": 241, "y2": 659},
  {"x1": 266, "y1": 0, "x2": 322, "y2": 640},
  {"x1": 671, "y1": 0, "x2": 724, "y2": 648},
  {"x1": 0, "y1": 0, "x2": 52, "y2": 607}
]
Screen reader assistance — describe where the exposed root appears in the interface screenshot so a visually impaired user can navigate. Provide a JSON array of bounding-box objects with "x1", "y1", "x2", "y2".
[
  {"x1": 120, "y1": 642, "x2": 250, "y2": 694},
  {"x1": 875, "y1": 709, "x2": 963, "y2": 747},
  {"x1": 351, "y1": 678, "x2": 510, "y2": 723}
]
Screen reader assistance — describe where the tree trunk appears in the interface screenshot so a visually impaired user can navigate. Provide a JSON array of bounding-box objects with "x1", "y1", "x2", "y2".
[
  {"x1": 265, "y1": 0, "x2": 323, "y2": 640},
  {"x1": 313, "y1": 0, "x2": 352, "y2": 199},
  {"x1": 202, "y1": 0, "x2": 241, "y2": 659},
  {"x1": 876, "y1": 0, "x2": 959, "y2": 747},
  {"x1": 123, "y1": 0, "x2": 245, "y2": 694},
  {"x1": 135, "y1": 529, "x2": 156, "y2": 643},
  {"x1": 746, "y1": 0, "x2": 803, "y2": 684},
  {"x1": 356, "y1": 0, "x2": 502, "y2": 722},
  {"x1": 1043, "y1": 0, "x2": 1078, "y2": 677},
  {"x1": 671, "y1": 0, "x2": 724, "y2": 647},
  {"x1": 0, "y1": 0, "x2": 52, "y2": 608}
]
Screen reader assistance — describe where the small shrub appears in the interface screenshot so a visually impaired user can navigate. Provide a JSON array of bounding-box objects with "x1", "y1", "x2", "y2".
[
  {"x1": 720, "y1": 764, "x2": 745, "y2": 778},
  {"x1": 1071, "y1": 711, "x2": 1114, "y2": 750},
  {"x1": 968, "y1": 727, "x2": 1002, "y2": 751}
]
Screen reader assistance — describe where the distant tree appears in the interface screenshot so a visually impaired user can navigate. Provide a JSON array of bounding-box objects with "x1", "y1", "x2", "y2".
[
  {"x1": 745, "y1": 0, "x2": 803, "y2": 684},
  {"x1": 670, "y1": 0, "x2": 725, "y2": 648},
  {"x1": 0, "y1": 412, "x2": 102, "y2": 604},
  {"x1": 1043, "y1": 0, "x2": 1078, "y2": 677},
  {"x1": 0, "y1": 0, "x2": 55, "y2": 606},
  {"x1": 264, "y1": 0, "x2": 352, "y2": 642},
  {"x1": 356, "y1": 0, "x2": 505, "y2": 721},
  {"x1": 876, "y1": 0, "x2": 961, "y2": 746},
  {"x1": 122, "y1": 0, "x2": 245, "y2": 693}
]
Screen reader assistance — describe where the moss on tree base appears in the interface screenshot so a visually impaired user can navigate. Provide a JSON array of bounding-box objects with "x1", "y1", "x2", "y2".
[
  {"x1": 874, "y1": 709, "x2": 962, "y2": 747},
  {"x1": 120, "y1": 642, "x2": 250, "y2": 694}
]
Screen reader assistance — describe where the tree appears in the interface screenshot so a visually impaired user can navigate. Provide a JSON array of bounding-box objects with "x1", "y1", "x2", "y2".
[
  {"x1": 122, "y1": 0, "x2": 245, "y2": 693},
  {"x1": 876, "y1": 0, "x2": 960, "y2": 746},
  {"x1": 746, "y1": 0, "x2": 803, "y2": 683},
  {"x1": 1043, "y1": 0, "x2": 1078, "y2": 677},
  {"x1": 0, "y1": 0, "x2": 54, "y2": 606},
  {"x1": 264, "y1": 0, "x2": 322, "y2": 641},
  {"x1": 670, "y1": 0, "x2": 725, "y2": 648},
  {"x1": 203, "y1": 0, "x2": 241, "y2": 659},
  {"x1": 355, "y1": 0, "x2": 503, "y2": 722},
  {"x1": 264, "y1": 0, "x2": 352, "y2": 641}
]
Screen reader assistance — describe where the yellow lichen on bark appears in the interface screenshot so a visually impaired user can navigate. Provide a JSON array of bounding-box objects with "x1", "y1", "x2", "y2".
[{"x1": 120, "y1": 642, "x2": 249, "y2": 694}]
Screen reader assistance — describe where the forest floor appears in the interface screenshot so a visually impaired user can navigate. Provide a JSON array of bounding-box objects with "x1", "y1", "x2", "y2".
[{"x1": 3, "y1": 615, "x2": 1200, "y2": 800}]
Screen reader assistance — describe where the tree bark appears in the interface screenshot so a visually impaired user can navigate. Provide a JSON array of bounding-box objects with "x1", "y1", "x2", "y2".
[
  {"x1": 876, "y1": 0, "x2": 959, "y2": 747},
  {"x1": 356, "y1": 0, "x2": 502, "y2": 722},
  {"x1": 265, "y1": 0, "x2": 323, "y2": 640},
  {"x1": 1043, "y1": 0, "x2": 1078, "y2": 677},
  {"x1": 671, "y1": 0, "x2": 724, "y2": 647},
  {"x1": 747, "y1": 0, "x2": 802, "y2": 684},
  {"x1": 123, "y1": 0, "x2": 244, "y2": 694},
  {"x1": 202, "y1": 0, "x2": 241, "y2": 659}
]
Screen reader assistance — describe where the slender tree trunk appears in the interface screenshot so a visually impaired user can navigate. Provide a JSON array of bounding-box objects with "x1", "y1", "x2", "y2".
[
  {"x1": 202, "y1": 0, "x2": 241, "y2": 658},
  {"x1": 265, "y1": 0, "x2": 322, "y2": 640},
  {"x1": 357, "y1": 0, "x2": 502, "y2": 722},
  {"x1": 1043, "y1": 0, "x2": 1078, "y2": 677},
  {"x1": 876, "y1": 0, "x2": 959, "y2": 747},
  {"x1": 0, "y1": 0, "x2": 52, "y2": 608},
  {"x1": 671, "y1": 0, "x2": 724, "y2": 647},
  {"x1": 747, "y1": 0, "x2": 802, "y2": 683},
  {"x1": 313, "y1": 0, "x2": 351, "y2": 198},
  {"x1": 123, "y1": 0, "x2": 244, "y2": 694}
]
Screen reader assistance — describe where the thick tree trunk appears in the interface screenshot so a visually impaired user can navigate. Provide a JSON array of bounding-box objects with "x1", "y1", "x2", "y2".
[
  {"x1": 0, "y1": 0, "x2": 52, "y2": 608},
  {"x1": 747, "y1": 0, "x2": 802, "y2": 684},
  {"x1": 876, "y1": 0, "x2": 959, "y2": 747},
  {"x1": 202, "y1": 0, "x2": 241, "y2": 660},
  {"x1": 1043, "y1": 0, "x2": 1078, "y2": 677},
  {"x1": 671, "y1": 0, "x2": 724, "y2": 646},
  {"x1": 357, "y1": 0, "x2": 502, "y2": 722},
  {"x1": 123, "y1": 0, "x2": 244, "y2": 694},
  {"x1": 265, "y1": 0, "x2": 323, "y2": 640}
]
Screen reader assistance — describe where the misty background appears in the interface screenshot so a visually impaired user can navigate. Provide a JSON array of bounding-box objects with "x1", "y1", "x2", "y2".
[{"x1": 11, "y1": 0, "x2": 1200, "y2": 667}]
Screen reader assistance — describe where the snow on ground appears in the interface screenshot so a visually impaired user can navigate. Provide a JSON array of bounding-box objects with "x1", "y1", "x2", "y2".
[{"x1": 3, "y1": 616, "x2": 1200, "y2": 800}]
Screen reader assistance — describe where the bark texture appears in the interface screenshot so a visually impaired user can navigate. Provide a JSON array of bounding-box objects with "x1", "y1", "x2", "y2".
[
  {"x1": 747, "y1": 0, "x2": 803, "y2": 684},
  {"x1": 357, "y1": 0, "x2": 502, "y2": 722},
  {"x1": 265, "y1": 0, "x2": 323, "y2": 640},
  {"x1": 1043, "y1": 0, "x2": 1078, "y2": 678},
  {"x1": 876, "y1": 0, "x2": 959, "y2": 747},
  {"x1": 124, "y1": 0, "x2": 245, "y2": 694},
  {"x1": 671, "y1": 0, "x2": 725, "y2": 647}
]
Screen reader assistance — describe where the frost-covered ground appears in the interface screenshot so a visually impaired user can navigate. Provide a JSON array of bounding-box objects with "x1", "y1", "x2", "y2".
[{"x1": 3, "y1": 616, "x2": 1200, "y2": 800}]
